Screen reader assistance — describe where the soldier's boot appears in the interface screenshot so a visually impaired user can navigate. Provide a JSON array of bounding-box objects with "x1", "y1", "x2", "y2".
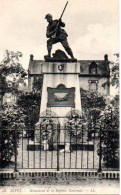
[
  {"x1": 69, "y1": 50, "x2": 75, "y2": 59},
  {"x1": 45, "y1": 49, "x2": 51, "y2": 58},
  {"x1": 65, "y1": 48, "x2": 75, "y2": 59},
  {"x1": 70, "y1": 52, "x2": 74, "y2": 59}
]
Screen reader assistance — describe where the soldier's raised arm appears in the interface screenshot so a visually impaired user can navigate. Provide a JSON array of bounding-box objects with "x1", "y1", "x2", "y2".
[
  {"x1": 59, "y1": 19, "x2": 65, "y2": 27},
  {"x1": 46, "y1": 26, "x2": 56, "y2": 38}
]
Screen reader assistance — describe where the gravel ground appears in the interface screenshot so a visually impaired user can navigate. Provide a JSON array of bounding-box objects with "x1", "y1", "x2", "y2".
[{"x1": 0, "y1": 178, "x2": 119, "y2": 194}]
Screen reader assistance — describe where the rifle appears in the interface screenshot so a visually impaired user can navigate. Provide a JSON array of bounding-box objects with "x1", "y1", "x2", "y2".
[{"x1": 52, "y1": 1, "x2": 68, "y2": 38}]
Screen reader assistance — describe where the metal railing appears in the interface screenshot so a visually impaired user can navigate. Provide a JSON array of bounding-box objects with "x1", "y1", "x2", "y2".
[{"x1": 0, "y1": 117, "x2": 119, "y2": 172}]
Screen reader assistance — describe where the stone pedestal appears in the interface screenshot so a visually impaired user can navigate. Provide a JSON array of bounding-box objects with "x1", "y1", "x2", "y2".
[
  {"x1": 27, "y1": 56, "x2": 95, "y2": 151},
  {"x1": 33, "y1": 61, "x2": 82, "y2": 145},
  {"x1": 40, "y1": 62, "x2": 82, "y2": 125}
]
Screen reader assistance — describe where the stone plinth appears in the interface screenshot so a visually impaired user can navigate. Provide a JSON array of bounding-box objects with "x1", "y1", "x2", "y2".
[
  {"x1": 40, "y1": 62, "x2": 82, "y2": 125},
  {"x1": 33, "y1": 61, "x2": 83, "y2": 146},
  {"x1": 42, "y1": 61, "x2": 79, "y2": 73}
]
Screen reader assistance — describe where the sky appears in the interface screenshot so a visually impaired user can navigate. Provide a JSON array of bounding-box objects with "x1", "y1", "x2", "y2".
[{"x1": 0, "y1": 0, "x2": 119, "y2": 70}]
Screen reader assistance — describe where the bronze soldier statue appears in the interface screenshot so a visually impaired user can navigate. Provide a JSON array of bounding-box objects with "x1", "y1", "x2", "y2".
[{"x1": 45, "y1": 13, "x2": 74, "y2": 59}]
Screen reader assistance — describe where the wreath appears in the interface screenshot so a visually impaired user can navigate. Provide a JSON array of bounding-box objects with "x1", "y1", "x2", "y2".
[
  {"x1": 35, "y1": 109, "x2": 59, "y2": 145},
  {"x1": 65, "y1": 109, "x2": 87, "y2": 143}
]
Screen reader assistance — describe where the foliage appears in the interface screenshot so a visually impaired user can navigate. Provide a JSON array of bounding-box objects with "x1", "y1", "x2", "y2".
[
  {"x1": 0, "y1": 50, "x2": 27, "y2": 167},
  {"x1": 0, "y1": 50, "x2": 27, "y2": 95},
  {"x1": 110, "y1": 53, "x2": 119, "y2": 88},
  {"x1": 0, "y1": 104, "x2": 26, "y2": 166},
  {"x1": 1, "y1": 50, "x2": 23, "y2": 72},
  {"x1": 80, "y1": 88, "x2": 106, "y2": 130},
  {"x1": 88, "y1": 108, "x2": 102, "y2": 130},
  {"x1": 102, "y1": 53, "x2": 119, "y2": 90},
  {"x1": 17, "y1": 92, "x2": 41, "y2": 130},
  {"x1": 110, "y1": 95, "x2": 119, "y2": 109},
  {"x1": 32, "y1": 76, "x2": 43, "y2": 93},
  {"x1": 98, "y1": 106, "x2": 119, "y2": 168},
  {"x1": 81, "y1": 88, "x2": 106, "y2": 111},
  {"x1": 81, "y1": 89, "x2": 119, "y2": 168}
]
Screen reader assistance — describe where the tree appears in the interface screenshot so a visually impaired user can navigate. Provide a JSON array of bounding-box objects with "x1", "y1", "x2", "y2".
[
  {"x1": 80, "y1": 88, "x2": 106, "y2": 111},
  {"x1": 102, "y1": 53, "x2": 119, "y2": 91},
  {"x1": 0, "y1": 104, "x2": 26, "y2": 167},
  {"x1": 17, "y1": 92, "x2": 41, "y2": 132},
  {"x1": 110, "y1": 53, "x2": 119, "y2": 89},
  {"x1": 0, "y1": 50, "x2": 27, "y2": 167},
  {"x1": 80, "y1": 88, "x2": 106, "y2": 129},
  {"x1": 32, "y1": 76, "x2": 43, "y2": 94},
  {"x1": 98, "y1": 106, "x2": 119, "y2": 168},
  {"x1": 0, "y1": 50, "x2": 27, "y2": 97}
]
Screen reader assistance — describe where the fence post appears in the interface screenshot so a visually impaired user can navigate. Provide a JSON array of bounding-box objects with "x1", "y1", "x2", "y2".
[
  {"x1": 98, "y1": 125, "x2": 102, "y2": 172},
  {"x1": 57, "y1": 124, "x2": 60, "y2": 171},
  {"x1": 14, "y1": 129, "x2": 18, "y2": 172}
]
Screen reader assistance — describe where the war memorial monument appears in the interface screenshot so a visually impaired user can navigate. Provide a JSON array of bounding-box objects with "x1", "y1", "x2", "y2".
[{"x1": 28, "y1": 2, "x2": 109, "y2": 154}]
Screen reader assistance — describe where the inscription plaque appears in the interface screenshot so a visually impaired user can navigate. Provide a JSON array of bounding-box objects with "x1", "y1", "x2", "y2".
[{"x1": 47, "y1": 84, "x2": 75, "y2": 107}]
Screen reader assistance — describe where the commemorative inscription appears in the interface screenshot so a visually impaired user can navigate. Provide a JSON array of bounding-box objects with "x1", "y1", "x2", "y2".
[{"x1": 47, "y1": 84, "x2": 75, "y2": 107}]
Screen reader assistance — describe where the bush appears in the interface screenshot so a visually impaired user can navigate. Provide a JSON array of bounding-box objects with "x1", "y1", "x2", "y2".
[
  {"x1": 98, "y1": 106, "x2": 119, "y2": 168},
  {"x1": 0, "y1": 105, "x2": 26, "y2": 167},
  {"x1": 17, "y1": 92, "x2": 41, "y2": 129},
  {"x1": 80, "y1": 88, "x2": 106, "y2": 112},
  {"x1": 80, "y1": 88, "x2": 106, "y2": 128}
]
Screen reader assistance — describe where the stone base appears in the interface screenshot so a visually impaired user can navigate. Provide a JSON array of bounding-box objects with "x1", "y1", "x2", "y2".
[
  {"x1": 44, "y1": 50, "x2": 77, "y2": 62},
  {"x1": 27, "y1": 142, "x2": 94, "y2": 151},
  {"x1": 40, "y1": 62, "x2": 82, "y2": 119}
]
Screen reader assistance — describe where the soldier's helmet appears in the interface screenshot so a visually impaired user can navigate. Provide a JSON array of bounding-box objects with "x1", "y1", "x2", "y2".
[{"x1": 45, "y1": 14, "x2": 52, "y2": 19}]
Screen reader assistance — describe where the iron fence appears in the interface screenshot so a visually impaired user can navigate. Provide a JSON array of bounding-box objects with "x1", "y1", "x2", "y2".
[{"x1": 0, "y1": 117, "x2": 119, "y2": 172}]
